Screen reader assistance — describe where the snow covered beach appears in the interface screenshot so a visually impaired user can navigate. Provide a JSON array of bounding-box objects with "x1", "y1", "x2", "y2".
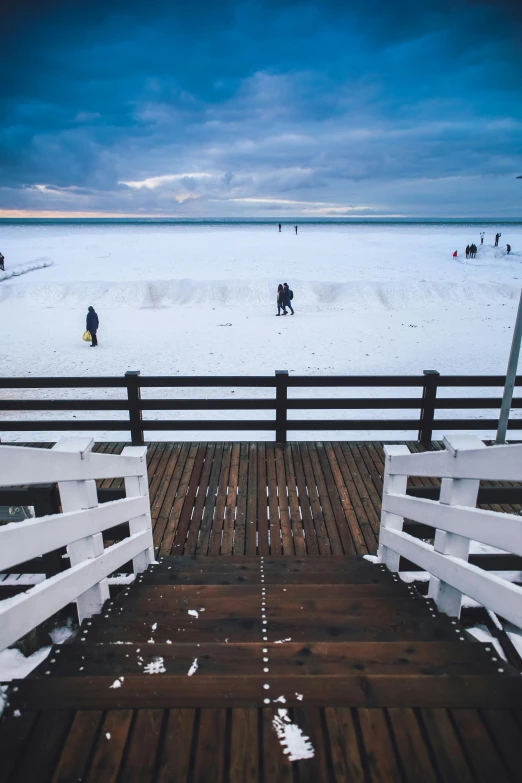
[{"x1": 0, "y1": 220, "x2": 521, "y2": 440}]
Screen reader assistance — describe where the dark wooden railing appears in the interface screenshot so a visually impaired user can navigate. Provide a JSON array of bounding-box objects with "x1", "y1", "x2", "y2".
[{"x1": 0, "y1": 370, "x2": 521, "y2": 445}]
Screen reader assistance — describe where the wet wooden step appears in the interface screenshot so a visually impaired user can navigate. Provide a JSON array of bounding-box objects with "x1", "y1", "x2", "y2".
[
  {"x1": 9, "y1": 674, "x2": 522, "y2": 710},
  {"x1": 34, "y1": 641, "x2": 505, "y2": 678},
  {"x1": 81, "y1": 612, "x2": 458, "y2": 645}
]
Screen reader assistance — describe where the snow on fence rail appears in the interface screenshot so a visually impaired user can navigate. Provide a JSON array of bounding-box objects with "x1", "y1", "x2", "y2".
[
  {"x1": 0, "y1": 437, "x2": 154, "y2": 653},
  {"x1": 378, "y1": 435, "x2": 522, "y2": 629}
]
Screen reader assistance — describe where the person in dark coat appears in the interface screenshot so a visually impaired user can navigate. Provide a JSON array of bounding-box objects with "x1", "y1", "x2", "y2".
[
  {"x1": 276, "y1": 284, "x2": 287, "y2": 316},
  {"x1": 0, "y1": 252, "x2": 4, "y2": 271},
  {"x1": 278, "y1": 223, "x2": 281, "y2": 232},
  {"x1": 283, "y1": 282, "x2": 295, "y2": 315},
  {"x1": 86, "y1": 306, "x2": 99, "y2": 347},
  {"x1": 507, "y1": 244, "x2": 511, "y2": 255},
  {"x1": 465, "y1": 245, "x2": 470, "y2": 259}
]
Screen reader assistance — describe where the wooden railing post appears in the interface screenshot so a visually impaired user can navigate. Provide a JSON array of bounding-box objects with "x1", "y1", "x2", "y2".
[
  {"x1": 428, "y1": 435, "x2": 486, "y2": 617},
  {"x1": 418, "y1": 369, "x2": 440, "y2": 444},
  {"x1": 121, "y1": 445, "x2": 154, "y2": 572},
  {"x1": 125, "y1": 370, "x2": 144, "y2": 446},
  {"x1": 378, "y1": 445, "x2": 410, "y2": 570},
  {"x1": 53, "y1": 437, "x2": 110, "y2": 624},
  {"x1": 275, "y1": 370, "x2": 288, "y2": 444}
]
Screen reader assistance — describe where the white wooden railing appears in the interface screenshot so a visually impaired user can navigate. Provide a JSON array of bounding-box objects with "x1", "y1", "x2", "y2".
[
  {"x1": 0, "y1": 437, "x2": 154, "y2": 652},
  {"x1": 378, "y1": 435, "x2": 522, "y2": 629}
]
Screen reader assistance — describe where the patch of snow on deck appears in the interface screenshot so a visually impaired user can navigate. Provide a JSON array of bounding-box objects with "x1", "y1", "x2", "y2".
[
  {"x1": 188, "y1": 658, "x2": 198, "y2": 676},
  {"x1": 0, "y1": 645, "x2": 52, "y2": 682},
  {"x1": 144, "y1": 657, "x2": 166, "y2": 674},
  {"x1": 188, "y1": 610, "x2": 199, "y2": 618},
  {"x1": 272, "y1": 709, "x2": 315, "y2": 761}
]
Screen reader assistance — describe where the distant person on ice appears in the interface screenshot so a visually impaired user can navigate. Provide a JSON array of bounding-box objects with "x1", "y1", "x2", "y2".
[
  {"x1": 283, "y1": 282, "x2": 295, "y2": 315},
  {"x1": 465, "y1": 245, "x2": 470, "y2": 259},
  {"x1": 276, "y1": 284, "x2": 287, "y2": 316},
  {"x1": 294, "y1": 225, "x2": 298, "y2": 235},
  {"x1": 278, "y1": 223, "x2": 281, "y2": 232},
  {"x1": 495, "y1": 232, "x2": 501, "y2": 247},
  {"x1": 86, "y1": 305, "x2": 99, "y2": 347},
  {"x1": 507, "y1": 244, "x2": 511, "y2": 255},
  {"x1": 0, "y1": 252, "x2": 4, "y2": 271},
  {"x1": 480, "y1": 232, "x2": 485, "y2": 245}
]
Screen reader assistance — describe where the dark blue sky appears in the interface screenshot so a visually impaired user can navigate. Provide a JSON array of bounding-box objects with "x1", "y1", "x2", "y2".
[{"x1": 1, "y1": 0, "x2": 521, "y2": 217}]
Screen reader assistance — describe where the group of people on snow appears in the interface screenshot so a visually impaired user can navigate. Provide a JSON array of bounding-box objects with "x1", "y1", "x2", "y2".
[
  {"x1": 453, "y1": 232, "x2": 513, "y2": 259},
  {"x1": 276, "y1": 283, "x2": 295, "y2": 316},
  {"x1": 277, "y1": 223, "x2": 298, "y2": 234}
]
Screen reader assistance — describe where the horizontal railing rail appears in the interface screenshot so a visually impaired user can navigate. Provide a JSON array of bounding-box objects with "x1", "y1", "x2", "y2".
[
  {"x1": 0, "y1": 437, "x2": 154, "y2": 652},
  {"x1": 0, "y1": 370, "x2": 521, "y2": 444},
  {"x1": 377, "y1": 435, "x2": 522, "y2": 630}
]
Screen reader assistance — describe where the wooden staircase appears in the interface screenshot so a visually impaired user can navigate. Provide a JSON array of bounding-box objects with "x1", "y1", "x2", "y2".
[{"x1": 2, "y1": 555, "x2": 522, "y2": 781}]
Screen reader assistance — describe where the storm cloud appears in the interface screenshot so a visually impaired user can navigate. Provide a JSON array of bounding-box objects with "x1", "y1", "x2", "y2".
[{"x1": 1, "y1": 0, "x2": 521, "y2": 216}]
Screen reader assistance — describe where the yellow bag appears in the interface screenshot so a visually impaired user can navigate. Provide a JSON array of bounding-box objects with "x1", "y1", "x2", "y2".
[{"x1": 82, "y1": 330, "x2": 92, "y2": 342}]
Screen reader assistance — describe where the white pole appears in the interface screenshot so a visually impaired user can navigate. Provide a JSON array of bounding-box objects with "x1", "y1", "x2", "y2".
[{"x1": 496, "y1": 290, "x2": 522, "y2": 444}]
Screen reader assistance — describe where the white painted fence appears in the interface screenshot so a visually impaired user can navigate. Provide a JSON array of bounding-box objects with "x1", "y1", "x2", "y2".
[
  {"x1": 378, "y1": 435, "x2": 522, "y2": 629},
  {"x1": 0, "y1": 438, "x2": 154, "y2": 652}
]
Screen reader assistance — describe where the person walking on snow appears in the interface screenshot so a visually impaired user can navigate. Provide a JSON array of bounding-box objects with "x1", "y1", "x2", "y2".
[
  {"x1": 480, "y1": 232, "x2": 485, "y2": 244},
  {"x1": 0, "y1": 252, "x2": 4, "y2": 271},
  {"x1": 86, "y1": 305, "x2": 99, "y2": 347},
  {"x1": 278, "y1": 223, "x2": 281, "y2": 232},
  {"x1": 507, "y1": 244, "x2": 511, "y2": 255},
  {"x1": 465, "y1": 245, "x2": 470, "y2": 259},
  {"x1": 294, "y1": 225, "x2": 298, "y2": 235},
  {"x1": 452, "y1": 250, "x2": 458, "y2": 259},
  {"x1": 276, "y1": 284, "x2": 287, "y2": 316},
  {"x1": 283, "y1": 282, "x2": 295, "y2": 315}
]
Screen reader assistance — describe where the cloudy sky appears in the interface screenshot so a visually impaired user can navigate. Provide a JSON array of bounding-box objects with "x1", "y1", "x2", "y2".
[{"x1": 1, "y1": 0, "x2": 521, "y2": 218}]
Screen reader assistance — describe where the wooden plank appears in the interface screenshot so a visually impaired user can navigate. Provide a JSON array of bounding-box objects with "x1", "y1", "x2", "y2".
[
  {"x1": 172, "y1": 443, "x2": 207, "y2": 555},
  {"x1": 221, "y1": 443, "x2": 240, "y2": 555},
  {"x1": 118, "y1": 709, "x2": 164, "y2": 782},
  {"x1": 160, "y1": 443, "x2": 200, "y2": 555},
  {"x1": 246, "y1": 443, "x2": 258, "y2": 556},
  {"x1": 323, "y1": 442, "x2": 367, "y2": 555},
  {"x1": 290, "y1": 442, "x2": 319, "y2": 555},
  {"x1": 275, "y1": 444, "x2": 294, "y2": 555},
  {"x1": 325, "y1": 707, "x2": 365, "y2": 783},
  {"x1": 150, "y1": 444, "x2": 182, "y2": 525},
  {"x1": 197, "y1": 443, "x2": 223, "y2": 555},
  {"x1": 46, "y1": 639, "x2": 495, "y2": 678},
  {"x1": 419, "y1": 708, "x2": 475, "y2": 783},
  {"x1": 0, "y1": 710, "x2": 38, "y2": 782},
  {"x1": 358, "y1": 708, "x2": 402, "y2": 782},
  {"x1": 451, "y1": 709, "x2": 512, "y2": 783},
  {"x1": 154, "y1": 442, "x2": 190, "y2": 554},
  {"x1": 298, "y1": 443, "x2": 331, "y2": 554},
  {"x1": 480, "y1": 710, "x2": 522, "y2": 782},
  {"x1": 292, "y1": 707, "x2": 328, "y2": 783},
  {"x1": 229, "y1": 708, "x2": 259, "y2": 783},
  {"x1": 234, "y1": 443, "x2": 249, "y2": 555},
  {"x1": 185, "y1": 444, "x2": 216, "y2": 556},
  {"x1": 283, "y1": 444, "x2": 306, "y2": 556},
  {"x1": 387, "y1": 707, "x2": 438, "y2": 783},
  {"x1": 257, "y1": 442, "x2": 270, "y2": 556},
  {"x1": 262, "y1": 707, "x2": 294, "y2": 781},
  {"x1": 9, "y1": 711, "x2": 73, "y2": 783},
  {"x1": 85, "y1": 709, "x2": 134, "y2": 783},
  {"x1": 307, "y1": 443, "x2": 343, "y2": 554},
  {"x1": 210, "y1": 443, "x2": 232, "y2": 555},
  {"x1": 332, "y1": 443, "x2": 377, "y2": 554},
  {"x1": 266, "y1": 444, "x2": 282, "y2": 555},
  {"x1": 192, "y1": 708, "x2": 227, "y2": 783},
  {"x1": 12, "y1": 675, "x2": 522, "y2": 710},
  {"x1": 156, "y1": 709, "x2": 195, "y2": 783},
  {"x1": 51, "y1": 710, "x2": 103, "y2": 783},
  {"x1": 340, "y1": 443, "x2": 381, "y2": 540},
  {"x1": 316, "y1": 442, "x2": 357, "y2": 556}
]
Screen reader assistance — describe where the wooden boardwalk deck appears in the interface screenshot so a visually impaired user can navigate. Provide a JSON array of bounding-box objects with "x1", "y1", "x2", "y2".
[{"x1": 2, "y1": 442, "x2": 522, "y2": 781}]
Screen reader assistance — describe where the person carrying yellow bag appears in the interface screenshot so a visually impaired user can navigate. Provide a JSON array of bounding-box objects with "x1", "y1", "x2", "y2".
[{"x1": 86, "y1": 305, "x2": 99, "y2": 347}]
